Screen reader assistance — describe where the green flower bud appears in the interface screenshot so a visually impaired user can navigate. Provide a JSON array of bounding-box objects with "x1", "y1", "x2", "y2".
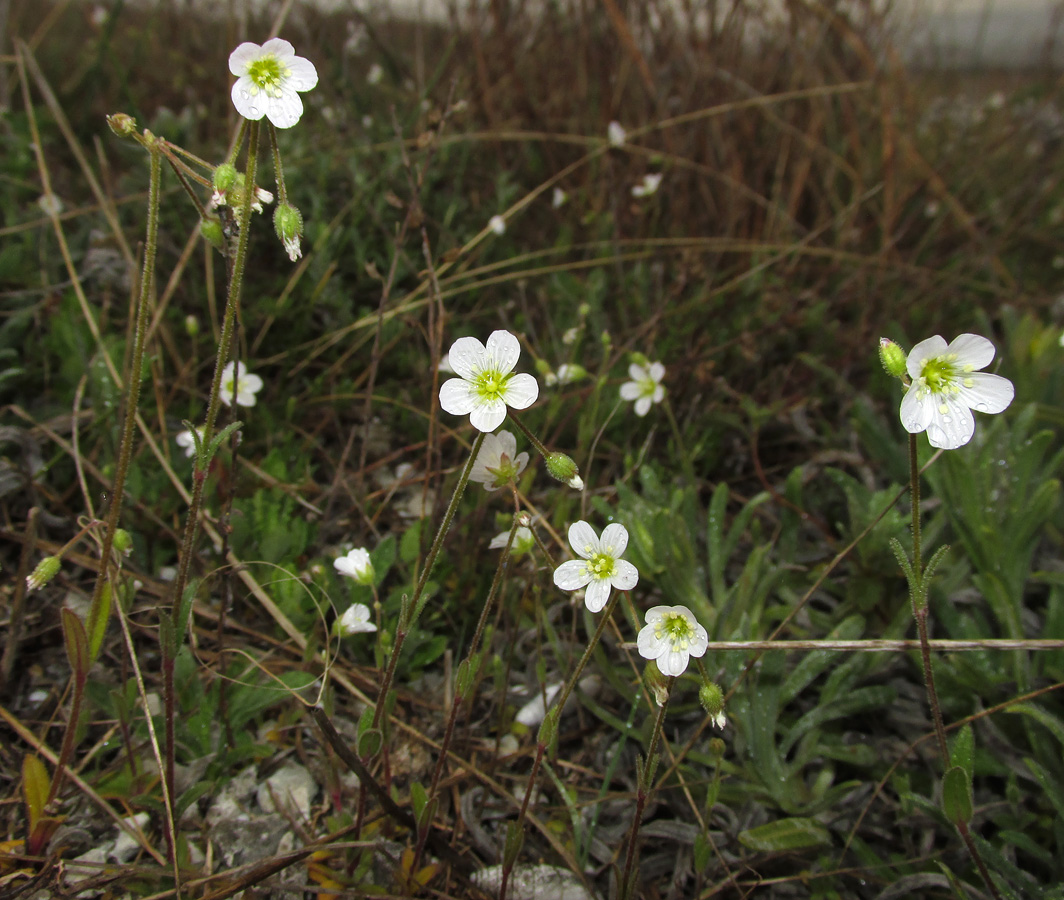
[
  {"x1": 26, "y1": 556, "x2": 61, "y2": 591},
  {"x1": 699, "y1": 682, "x2": 726, "y2": 729},
  {"x1": 879, "y1": 338, "x2": 907, "y2": 379},
  {"x1": 545, "y1": 452, "x2": 579, "y2": 486},
  {"x1": 213, "y1": 163, "x2": 238, "y2": 194},
  {"x1": 707, "y1": 737, "x2": 726, "y2": 762},
  {"x1": 185, "y1": 315, "x2": 200, "y2": 337},
  {"x1": 273, "y1": 203, "x2": 304, "y2": 262},
  {"x1": 112, "y1": 528, "x2": 133, "y2": 556},
  {"x1": 199, "y1": 217, "x2": 225, "y2": 250},
  {"x1": 534, "y1": 358, "x2": 553, "y2": 376},
  {"x1": 106, "y1": 113, "x2": 137, "y2": 138}
]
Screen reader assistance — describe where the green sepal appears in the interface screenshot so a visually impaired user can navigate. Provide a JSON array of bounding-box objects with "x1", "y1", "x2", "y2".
[{"x1": 942, "y1": 765, "x2": 973, "y2": 824}]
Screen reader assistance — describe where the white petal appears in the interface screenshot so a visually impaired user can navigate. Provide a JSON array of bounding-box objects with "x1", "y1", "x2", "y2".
[
  {"x1": 644, "y1": 606, "x2": 669, "y2": 624},
  {"x1": 229, "y1": 42, "x2": 263, "y2": 76},
  {"x1": 502, "y1": 373, "x2": 539, "y2": 410},
  {"x1": 957, "y1": 372, "x2": 1014, "y2": 415},
  {"x1": 485, "y1": 330, "x2": 522, "y2": 375},
  {"x1": 553, "y1": 559, "x2": 591, "y2": 590},
  {"x1": 583, "y1": 579, "x2": 611, "y2": 612},
  {"x1": 899, "y1": 386, "x2": 934, "y2": 434},
  {"x1": 241, "y1": 373, "x2": 264, "y2": 394},
  {"x1": 284, "y1": 56, "x2": 319, "y2": 91},
  {"x1": 265, "y1": 90, "x2": 304, "y2": 129},
  {"x1": 947, "y1": 333, "x2": 995, "y2": 370},
  {"x1": 619, "y1": 381, "x2": 642, "y2": 401},
  {"x1": 448, "y1": 337, "x2": 487, "y2": 380},
  {"x1": 905, "y1": 335, "x2": 947, "y2": 379},
  {"x1": 567, "y1": 521, "x2": 600, "y2": 558},
  {"x1": 600, "y1": 523, "x2": 629, "y2": 557},
  {"x1": 637, "y1": 625, "x2": 665, "y2": 659},
  {"x1": 688, "y1": 628, "x2": 709, "y2": 657},
  {"x1": 495, "y1": 430, "x2": 518, "y2": 459},
  {"x1": 647, "y1": 362, "x2": 665, "y2": 382},
  {"x1": 610, "y1": 559, "x2": 639, "y2": 590},
  {"x1": 634, "y1": 396, "x2": 652, "y2": 416},
  {"x1": 659, "y1": 649, "x2": 690, "y2": 677},
  {"x1": 260, "y1": 37, "x2": 295, "y2": 59},
  {"x1": 925, "y1": 397, "x2": 976, "y2": 449},
  {"x1": 468, "y1": 399, "x2": 507, "y2": 433},
  {"x1": 651, "y1": 385, "x2": 665, "y2": 404},
  {"x1": 628, "y1": 362, "x2": 647, "y2": 381},
  {"x1": 439, "y1": 379, "x2": 477, "y2": 415},
  {"x1": 231, "y1": 78, "x2": 265, "y2": 120}
]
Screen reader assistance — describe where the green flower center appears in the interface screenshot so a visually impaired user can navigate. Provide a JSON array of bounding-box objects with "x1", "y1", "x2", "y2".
[
  {"x1": 638, "y1": 377, "x2": 657, "y2": 397},
  {"x1": 486, "y1": 453, "x2": 519, "y2": 487},
  {"x1": 246, "y1": 55, "x2": 290, "y2": 98},
  {"x1": 655, "y1": 613, "x2": 694, "y2": 649},
  {"x1": 474, "y1": 369, "x2": 511, "y2": 402},
  {"x1": 586, "y1": 552, "x2": 616, "y2": 580}
]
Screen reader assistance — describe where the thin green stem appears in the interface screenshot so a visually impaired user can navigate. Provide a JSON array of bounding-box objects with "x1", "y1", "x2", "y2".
[
  {"x1": 506, "y1": 410, "x2": 552, "y2": 461},
  {"x1": 619, "y1": 677, "x2": 673, "y2": 899},
  {"x1": 268, "y1": 123, "x2": 288, "y2": 205},
  {"x1": 909, "y1": 433, "x2": 922, "y2": 585}
]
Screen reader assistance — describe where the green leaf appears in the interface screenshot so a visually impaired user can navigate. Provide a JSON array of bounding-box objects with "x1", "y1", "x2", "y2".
[
  {"x1": 22, "y1": 755, "x2": 49, "y2": 831},
  {"x1": 61, "y1": 608, "x2": 89, "y2": 681},
  {"x1": 409, "y1": 781, "x2": 429, "y2": 821},
  {"x1": 949, "y1": 723, "x2": 975, "y2": 780},
  {"x1": 1005, "y1": 702, "x2": 1064, "y2": 749},
  {"x1": 738, "y1": 817, "x2": 832, "y2": 852},
  {"x1": 357, "y1": 728, "x2": 382, "y2": 758},
  {"x1": 85, "y1": 581, "x2": 112, "y2": 665},
  {"x1": 942, "y1": 766, "x2": 973, "y2": 824}
]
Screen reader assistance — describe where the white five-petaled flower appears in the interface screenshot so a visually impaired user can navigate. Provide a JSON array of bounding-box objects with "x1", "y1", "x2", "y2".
[
  {"x1": 229, "y1": 38, "x2": 318, "y2": 129},
  {"x1": 631, "y1": 173, "x2": 662, "y2": 198},
  {"x1": 176, "y1": 426, "x2": 204, "y2": 459},
  {"x1": 337, "y1": 602, "x2": 377, "y2": 635},
  {"x1": 553, "y1": 521, "x2": 639, "y2": 613},
  {"x1": 334, "y1": 548, "x2": 375, "y2": 586},
  {"x1": 219, "y1": 361, "x2": 264, "y2": 408},
  {"x1": 637, "y1": 605, "x2": 709, "y2": 677},
  {"x1": 488, "y1": 215, "x2": 506, "y2": 235},
  {"x1": 469, "y1": 430, "x2": 529, "y2": 491},
  {"x1": 607, "y1": 120, "x2": 627, "y2": 147},
  {"x1": 439, "y1": 330, "x2": 540, "y2": 433},
  {"x1": 619, "y1": 361, "x2": 666, "y2": 416},
  {"x1": 899, "y1": 333, "x2": 1014, "y2": 450}
]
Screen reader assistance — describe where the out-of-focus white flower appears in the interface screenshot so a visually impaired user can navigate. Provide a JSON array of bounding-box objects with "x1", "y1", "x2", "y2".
[
  {"x1": 607, "y1": 120, "x2": 626, "y2": 147},
  {"x1": 176, "y1": 426, "x2": 204, "y2": 459},
  {"x1": 367, "y1": 62, "x2": 384, "y2": 84},
  {"x1": 553, "y1": 521, "x2": 638, "y2": 613},
  {"x1": 488, "y1": 215, "x2": 506, "y2": 235},
  {"x1": 899, "y1": 333, "x2": 1015, "y2": 449},
  {"x1": 562, "y1": 327, "x2": 579, "y2": 345},
  {"x1": 631, "y1": 173, "x2": 662, "y2": 198},
  {"x1": 439, "y1": 331, "x2": 539, "y2": 432},
  {"x1": 337, "y1": 602, "x2": 377, "y2": 635},
  {"x1": 619, "y1": 361, "x2": 665, "y2": 416},
  {"x1": 552, "y1": 187, "x2": 568, "y2": 208},
  {"x1": 544, "y1": 363, "x2": 586, "y2": 387},
  {"x1": 228, "y1": 38, "x2": 318, "y2": 129},
  {"x1": 219, "y1": 361, "x2": 264, "y2": 408},
  {"x1": 334, "y1": 548, "x2": 375, "y2": 585},
  {"x1": 489, "y1": 526, "x2": 535, "y2": 555},
  {"x1": 469, "y1": 430, "x2": 528, "y2": 491},
  {"x1": 37, "y1": 193, "x2": 64, "y2": 217},
  {"x1": 637, "y1": 605, "x2": 708, "y2": 677}
]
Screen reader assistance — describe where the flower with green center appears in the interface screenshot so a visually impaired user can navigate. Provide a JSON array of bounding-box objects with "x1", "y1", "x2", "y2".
[
  {"x1": 229, "y1": 38, "x2": 318, "y2": 129},
  {"x1": 469, "y1": 430, "x2": 528, "y2": 491},
  {"x1": 439, "y1": 330, "x2": 539, "y2": 433},
  {"x1": 900, "y1": 333, "x2": 1014, "y2": 449},
  {"x1": 553, "y1": 521, "x2": 639, "y2": 613},
  {"x1": 334, "y1": 547, "x2": 375, "y2": 586},
  {"x1": 637, "y1": 605, "x2": 708, "y2": 677},
  {"x1": 619, "y1": 361, "x2": 665, "y2": 416},
  {"x1": 219, "y1": 360, "x2": 263, "y2": 408},
  {"x1": 336, "y1": 602, "x2": 376, "y2": 636}
]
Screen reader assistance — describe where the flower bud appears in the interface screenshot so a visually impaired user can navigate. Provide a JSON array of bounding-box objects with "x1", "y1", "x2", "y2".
[
  {"x1": 273, "y1": 203, "x2": 304, "y2": 261},
  {"x1": 545, "y1": 452, "x2": 580, "y2": 487},
  {"x1": 699, "y1": 682, "x2": 726, "y2": 729},
  {"x1": 707, "y1": 737, "x2": 726, "y2": 761},
  {"x1": 879, "y1": 338, "x2": 907, "y2": 379},
  {"x1": 645, "y1": 660, "x2": 671, "y2": 706},
  {"x1": 199, "y1": 217, "x2": 225, "y2": 250},
  {"x1": 185, "y1": 315, "x2": 200, "y2": 337},
  {"x1": 112, "y1": 528, "x2": 133, "y2": 556},
  {"x1": 213, "y1": 163, "x2": 238, "y2": 194},
  {"x1": 106, "y1": 113, "x2": 137, "y2": 137},
  {"x1": 26, "y1": 556, "x2": 61, "y2": 591}
]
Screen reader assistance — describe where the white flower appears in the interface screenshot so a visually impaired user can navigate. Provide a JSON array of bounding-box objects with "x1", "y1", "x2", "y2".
[
  {"x1": 553, "y1": 521, "x2": 638, "y2": 613},
  {"x1": 567, "y1": 474, "x2": 584, "y2": 491},
  {"x1": 176, "y1": 426, "x2": 204, "y2": 459},
  {"x1": 544, "y1": 363, "x2": 586, "y2": 387},
  {"x1": 637, "y1": 605, "x2": 708, "y2": 677},
  {"x1": 619, "y1": 361, "x2": 666, "y2": 416},
  {"x1": 899, "y1": 333, "x2": 1015, "y2": 449},
  {"x1": 552, "y1": 187, "x2": 568, "y2": 209},
  {"x1": 219, "y1": 361, "x2": 264, "y2": 408},
  {"x1": 439, "y1": 331, "x2": 540, "y2": 433},
  {"x1": 37, "y1": 193, "x2": 63, "y2": 217},
  {"x1": 228, "y1": 38, "x2": 318, "y2": 129},
  {"x1": 337, "y1": 602, "x2": 377, "y2": 635},
  {"x1": 607, "y1": 120, "x2": 627, "y2": 147},
  {"x1": 334, "y1": 548, "x2": 375, "y2": 585},
  {"x1": 489, "y1": 526, "x2": 535, "y2": 555},
  {"x1": 488, "y1": 215, "x2": 506, "y2": 235},
  {"x1": 631, "y1": 173, "x2": 662, "y2": 198},
  {"x1": 367, "y1": 63, "x2": 384, "y2": 85},
  {"x1": 469, "y1": 430, "x2": 529, "y2": 491},
  {"x1": 561, "y1": 327, "x2": 579, "y2": 346}
]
